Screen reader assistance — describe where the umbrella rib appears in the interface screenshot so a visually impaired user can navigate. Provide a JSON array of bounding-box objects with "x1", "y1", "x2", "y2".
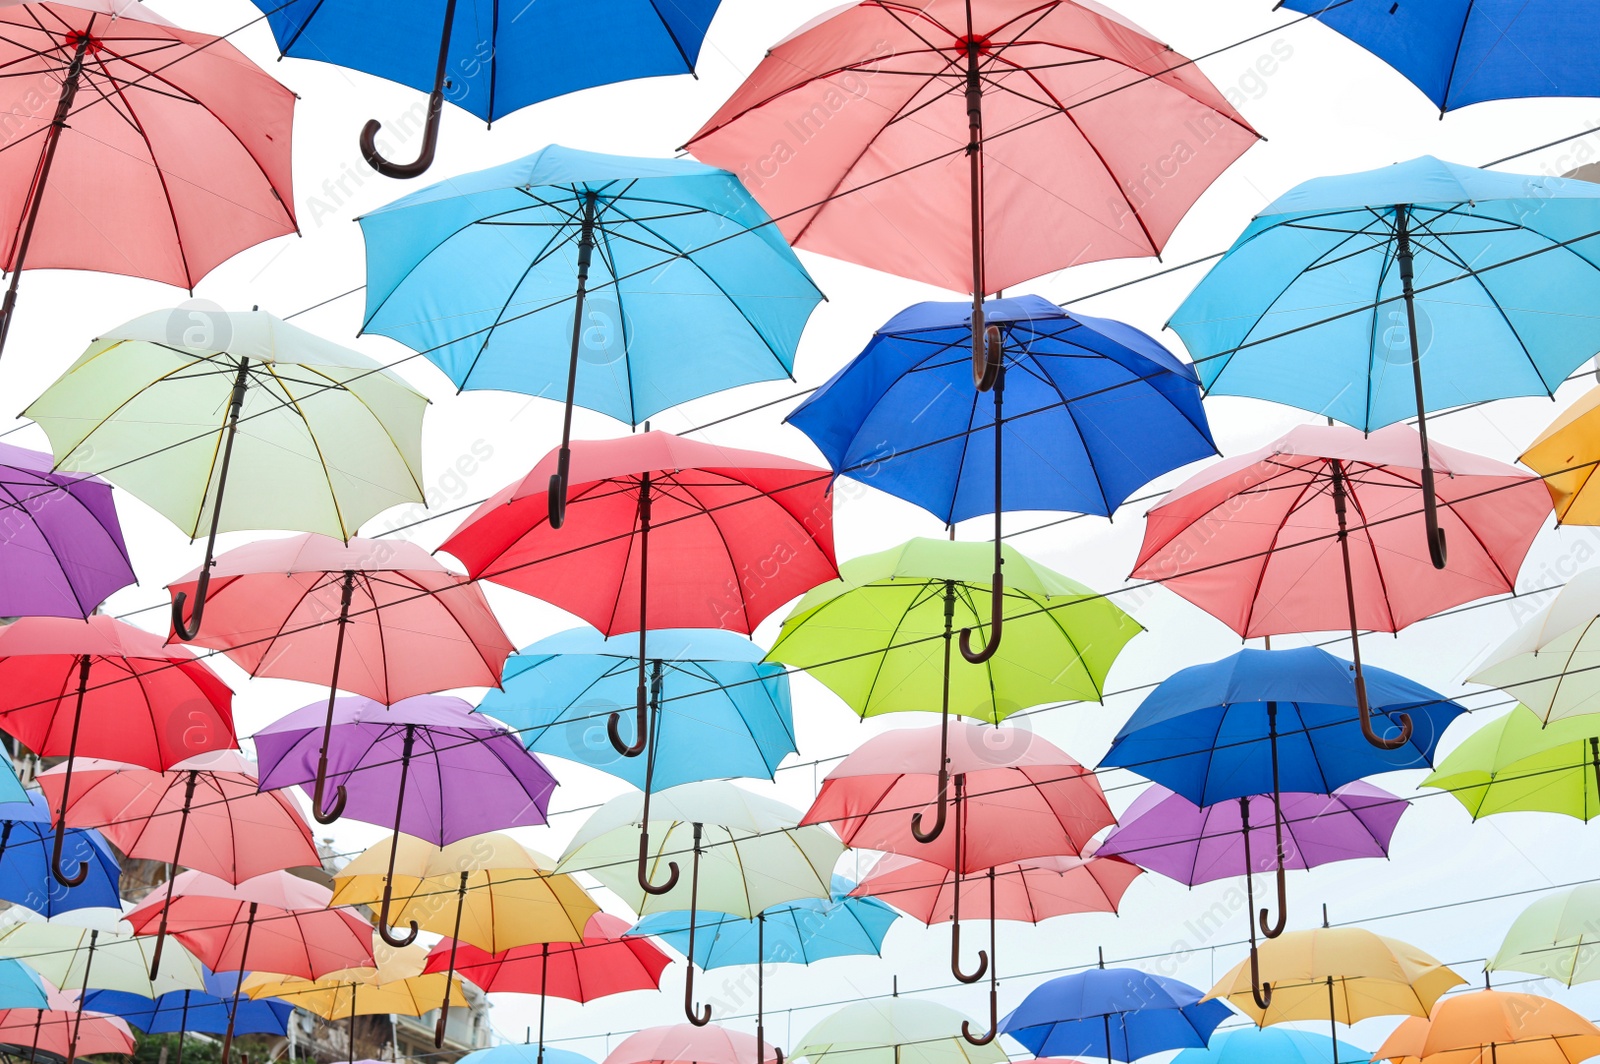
[
  {"x1": 855, "y1": 584, "x2": 931, "y2": 717},
  {"x1": 1237, "y1": 468, "x2": 1324, "y2": 637},
  {"x1": 1340, "y1": 472, "x2": 1402, "y2": 633},
  {"x1": 260, "y1": 362, "x2": 350, "y2": 540},
  {"x1": 942, "y1": 377, "x2": 986, "y2": 525},
  {"x1": 591, "y1": 220, "x2": 641, "y2": 426}
]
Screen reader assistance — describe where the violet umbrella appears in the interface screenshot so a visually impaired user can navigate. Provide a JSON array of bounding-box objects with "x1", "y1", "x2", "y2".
[
  {"x1": 0, "y1": 443, "x2": 133, "y2": 618},
  {"x1": 1097, "y1": 782, "x2": 1408, "y2": 888},
  {"x1": 169, "y1": 533, "x2": 513, "y2": 825},
  {"x1": 254, "y1": 695, "x2": 558, "y2": 949}
]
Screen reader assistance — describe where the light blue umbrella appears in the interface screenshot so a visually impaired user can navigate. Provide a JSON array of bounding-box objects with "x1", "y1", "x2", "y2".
[
  {"x1": 0, "y1": 793, "x2": 121, "y2": 916},
  {"x1": 0, "y1": 960, "x2": 47, "y2": 1011},
  {"x1": 460, "y1": 1046, "x2": 595, "y2": 1064},
  {"x1": 359, "y1": 145, "x2": 823, "y2": 524},
  {"x1": 1173, "y1": 1026, "x2": 1368, "y2": 1064},
  {"x1": 630, "y1": 877, "x2": 898, "y2": 1064},
  {"x1": 478, "y1": 626, "x2": 794, "y2": 900},
  {"x1": 1169, "y1": 155, "x2": 1600, "y2": 568}
]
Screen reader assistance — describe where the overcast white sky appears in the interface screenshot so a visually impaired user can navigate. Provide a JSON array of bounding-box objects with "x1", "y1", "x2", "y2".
[{"x1": 13, "y1": 1, "x2": 1600, "y2": 1060}]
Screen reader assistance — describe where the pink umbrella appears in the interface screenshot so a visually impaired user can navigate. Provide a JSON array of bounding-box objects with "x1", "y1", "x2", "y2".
[
  {"x1": 168, "y1": 533, "x2": 513, "y2": 825},
  {"x1": 1132, "y1": 423, "x2": 1550, "y2": 747},
  {"x1": 686, "y1": 0, "x2": 1257, "y2": 373},
  {"x1": 0, "y1": 1004, "x2": 133, "y2": 1063},
  {"x1": 37, "y1": 750, "x2": 320, "y2": 978},
  {"x1": 606, "y1": 1023, "x2": 781, "y2": 1064},
  {"x1": 0, "y1": 0, "x2": 296, "y2": 355}
]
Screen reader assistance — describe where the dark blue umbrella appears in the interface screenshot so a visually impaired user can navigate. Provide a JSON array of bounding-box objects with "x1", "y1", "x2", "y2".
[
  {"x1": 0, "y1": 793, "x2": 120, "y2": 916},
  {"x1": 1099, "y1": 646, "x2": 1462, "y2": 1009},
  {"x1": 999, "y1": 966, "x2": 1229, "y2": 1062},
  {"x1": 84, "y1": 967, "x2": 291, "y2": 1064},
  {"x1": 1281, "y1": 0, "x2": 1595, "y2": 114},
  {"x1": 788, "y1": 294, "x2": 1214, "y2": 664},
  {"x1": 248, "y1": 0, "x2": 723, "y2": 177}
]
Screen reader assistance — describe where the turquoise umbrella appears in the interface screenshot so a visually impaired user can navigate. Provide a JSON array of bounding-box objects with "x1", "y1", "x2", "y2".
[
  {"x1": 0, "y1": 960, "x2": 46, "y2": 1011},
  {"x1": 1169, "y1": 156, "x2": 1600, "y2": 568},
  {"x1": 1173, "y1": 1026, "x2": 1368, "y2": 1064}
]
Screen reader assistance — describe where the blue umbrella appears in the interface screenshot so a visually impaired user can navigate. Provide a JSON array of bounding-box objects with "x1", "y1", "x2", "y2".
[
  {"x1": 84, "y1": 967, "x2": 291, "y2": 1064},
  {"x1": 1173, "y1": 1026, "x2": 1367, "y2": 1064},
  {"x1": 248, "y1": 0, "x2": 723, "y2": 176},
  {"x1": 1169, "y1": 156, "x2": 1600, "y2": 568},
  {"x1": 630, "y1": 877, "x2": 898, "y2": 1064},
  {"x1": 789, "y1": 294, "x2": 1213, "y2": 665},
  {"x1": 0, "y1": 960, "x2": 46, "y2": 1011},
  {"x1": 1280, "y1": 1, "x2": 1595, "y2": 115},
  {"x1": 0, "y1": 756, "x2": 24, "y2": 807},
  {"x1": 999, "y1": 966, "x2": 1230, "y2": 1062},
  {"x1": 479, "y1": 625, "x2": 795, "y2": 897},
  {"x1": 460, "y1": 1047, "x2": 595, "y2": 1064},
  {"x1": 359, "y1": 144, "x2": 822, "y2": 524},
  {"x1": 0, "y1": 793, "x2": 120, "y2": 916},
  {"x1": 1099, "y1": 646, "x2": 1462, "y2": 1007}
]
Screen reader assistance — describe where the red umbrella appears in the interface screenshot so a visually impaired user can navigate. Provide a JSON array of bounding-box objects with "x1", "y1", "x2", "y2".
[
  {"x1": 424, "y1": 912, "x2": 670, "y2": 1061},
  {"x1": 442, "y1": 431, "x2": 836, "y2": 776},
  {"x1": 0, "y1": 1004, "x2": 133, "y2": 1062},
  {"x1": 36, "y1": 750, "x2": 319, "y2": 978},
  {"x1": 0, "y1": 0, "x2": 296, "y2": 355},
  {"x1": 686, "y1": 0, "x2": 1257, "y2": 372},
  {"x1": 804, "y1": 721, "x2": 1113, "y2": 1009},
  {"x1": 853, "y1": 848, "x2": 1142, "y2": 925},
  {"x1": 169, "y1": 533, "x2": 513, "y2": 825},
  {"x1": 0, "y1": 615, "x2": 234, "y2": 888},
  {"x1": 1132, "y1": 423, "x2": 1551, "y2": 747},
  {"x1": 124, "y1": 869, "x2": 375, "y2": 1063}
]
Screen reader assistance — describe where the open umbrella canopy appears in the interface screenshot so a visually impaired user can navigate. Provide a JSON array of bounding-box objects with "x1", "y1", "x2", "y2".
[
  {"x1": 852, "y1": 850, "x2": 1141, "y2": 925},
  {"x1": 424, "y1": 912, "x2": 671, "y2": 1000},
  {"x1": 793, "y1": 999, "x2": 1006, "y2": 1064},
  {"x1": 0, "y1": 907, "x2": 208, "y2": 997},
  {"x1": 37, "y1": 751, "x2": 319, "y2": 883},
  {"x1": 1519, "y1": 384, "x2": 1600, "y2": 525},
  {"x1": 331, "y1": 832, "x2": 597, "y2": 953},
  {"x1": 254, "y1": 695, "x2": 558, "y2": 845},
  {"x1": 1278, "y1": 1, "x2": 1597, "y2": 113},
  {"x1": 0, "y1": 1003, "x2": 134, "y2": 1058},
  {"x1": 0, "y1": 442, "x2": 133, "y2": 618},
  {"x1": 0, "y1": 793, "x2": 120, "y2": 915},
  {"x1": 123, "y1": 870, "x2": 375, "y2": 980},
  {"x1": 561, "y1": 780, "x2": 844, "y2": 917},
  {"x1": 786, "y1": 295, "x2": 1216, "y2": 523},
  {"x1": 464, "y1": 1049, "x2": 595, "y2": 1064},
  {"x1": 629, "y1": 875, "x2": 898, "y2": 967},
  {"x1": 1173, "y1": 1027, "x2": 1369, "y2": 1064},
  {"x1": 1488, "y1": 882, "x2": 1600, "y2": 986},
  {"x1": 82, "y1": 966, "x2": 293, "y2": 1035},
  {"x1": 1372, "y1": 991, "x2": 1600, "y2": 1064},
  {"x1": 767, "y1": 538, "x2": 1140, "y2": 719},
  {"x1": 1206, "y1": 927, "x2": 1463, "y2": 1025},
  {"x1": 607, "y1": 1023, "x2": 782, "y2": 1064},
  {"x1": 1096, "y1": 782, "x2": 1408, "y2": 885},
  {"x1": 1470, "y1": 567, "x2": 1600, "y2": 723},
  {"x1": 480, "y1": 626, "x2": 795, "y2": 791},
  {"x1": 360, "y1": 145, "x2": 819, "y2": 416},
  {"x1": 1000, "y1": 968, "x2": 1230, "y2": 1061},
  {"x1": 1420, "y1": 707, "x2": 1600, "y2": 821},
  {"x1": 0, "y1": 961, "x2": 46, "y2": 1011},
  {"x1": 243, "y1": 966, "x2": 467, "y2": 1020}
]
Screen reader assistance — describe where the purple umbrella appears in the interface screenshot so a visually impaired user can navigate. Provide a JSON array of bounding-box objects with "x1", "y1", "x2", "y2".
[
  {"x1": 1097, "y1": 781, "x2": 1407, "y2": 886},
  {"x1": 0, "y1": 443, "x2": 133, "y2": 618},
  {"x1": 254, "y1": 695, "x2": 557, "y2": 948}
]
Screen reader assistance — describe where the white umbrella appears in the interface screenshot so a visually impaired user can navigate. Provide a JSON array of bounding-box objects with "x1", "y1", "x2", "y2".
[
  {"x1": 794, "y1": 999, "x2": 1007, "y2": 1064},
  {"x1": 0, "y1": 907, "x2": 208, "y2": 997},
  {"x1": 1471, "y1": 567, "x2": 1600, "y2": 722}
]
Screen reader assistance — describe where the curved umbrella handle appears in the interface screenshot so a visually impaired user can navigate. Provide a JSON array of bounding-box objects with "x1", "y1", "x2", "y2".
[
  {"x1": 1249, "y1": 943, "x2": 1273, "y2": 1011},
  {"x1": 1259, "y1": 861, "x2": 1288, "y2": 939},
  {"x1": 311, "y1": 767, "x2": 348, "y2": 825},
  {"x1": 910, "y1": 768, "x2": 948, "y2": 843},
  {"x1": 951, "y1": 918, "x2": 988, "y2": 984},
  {"x1": 973, "y1": 321, "x2": 1002, "y2": 392},
  {"x1": 359, "y1": 0, "x2": 458, "y2": 179},
  {"x1": 608, "y1": 694, "x2": 647, "y2": 758},
  {"x1": 636, "y1": 828, "x2": 679, "y2": 896},
  {"x1": 376, "y1": 881, "x2": 420, "y2": 947},
  {"x1": 170, "y1": 574, "x2": 209, "y2": 642},
  {"x1": 1354, "y1": 670, "x2": 1411, "y2": 751},
  {"x1": 958, "y1": 565, "x2": 1004, "y2": 664},
  {"x1": 434, "y1": 1005, "x2": 450, "y2": 1050},
  {"x1": 50, "y1": 818, "x2": 87, "y2": 888},
  {"x1": 961, "y1": 988, "x2": 998, "y2": 1046},
  {"x1": 548, "y1": 449, "x2": 572, "y2": 529},
  {"x1": 684, "y1": 823, "x2": 711, "y2": 1026}
]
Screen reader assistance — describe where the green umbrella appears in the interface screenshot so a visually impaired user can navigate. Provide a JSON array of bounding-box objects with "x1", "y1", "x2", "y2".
[
  {"x1": 1420, "y1": 707, "x2": 1600, "y2": 821},
  {"x1": 24, "y1": 307, "x2": 428, "y2": 639},
  {"x1": 793, "y1": 998, "x2": 1007, "y2": 1064},
  {"x1": 1488, "y1": 883, "x2": 1600, "y2": 986},
  {"x1": 766, "y1": 537, "x2": 1139, "y2": 841}
]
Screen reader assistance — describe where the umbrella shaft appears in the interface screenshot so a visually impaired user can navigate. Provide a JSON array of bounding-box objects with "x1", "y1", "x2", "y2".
[{"x1": 558, "y1": 194, "x2": 601, "y2": 454}]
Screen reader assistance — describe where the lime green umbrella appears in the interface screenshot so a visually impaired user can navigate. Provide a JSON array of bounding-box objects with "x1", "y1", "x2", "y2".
[
  {"x1": 24, "y1": 307, "x2": 428, "y2": 639},
  {"x1": 1420, "y1": 706, "x2": 1600, "y2": 821},
  {"x1": 1488, "y1": 883, "x2": 1600, "y2": 985},
  {"x1": 766, "y1": 537, "x2": 1140, "y2": 840}
]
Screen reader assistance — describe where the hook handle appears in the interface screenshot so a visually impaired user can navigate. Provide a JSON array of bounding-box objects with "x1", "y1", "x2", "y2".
[
  {"x1": 434, "y1": 999, "x2": 450, "y2": 1048},
  {"x1": 684, "y1": 823, "x2": 711, "y2": 1026},
  {"x1": 1354, "y1": 670, "x2": 1411, "y2": 751},
  {"x1": 951, "y1": 916, "x2": 988, "y2": 983},
  {"x1": 548, "y1": 447, "x2": 571, "y2": 529},
  {"x1": 170, "y1": 573, "x2": 208, "y2": 642},
  {"x1": 973, "y1": 320, "x2": 1002, "y2": 392},
  {"x1": 961, "y1": 988, "x2": 998, "y2": 1046},
  {"x1": 376, "y1": 882, "x2": 420, "y2": 947},
  {"x1": 1259, "y1": 861, "x2": 1288, "y2": 939},
  {"x1": 958, "y1": 563, "x2": 1004, "y2": 664},
  {"x1": 1419, "y1": 467, "x2": 1449, "y2": 570},
  {"x1": 608, "y1": 691, "x2": 647, "y2": 758},
  {"x1": 311, "y1": 759, "x2": 348, "y2": 824},
  {"x1": 910, "y1": 768, "x2": 949, "y2": 843},
  {"x1": 636, "y1": 828, "x2": 679, "y2": 896},
  {"x1": 359, "y1": 0, "x2": 457, "y2": 178},
  {"x1": 50, "y1": 818, "x2": 86, "y2": 887},
  {"x1": 1249, "y1": 943, "x2": 1273, "y2": 1010}
]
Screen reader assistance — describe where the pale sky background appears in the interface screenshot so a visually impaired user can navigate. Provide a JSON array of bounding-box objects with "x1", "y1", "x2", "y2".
[{"x1": 10, "y1": 1, "x2": 1600, "y2": 1060}]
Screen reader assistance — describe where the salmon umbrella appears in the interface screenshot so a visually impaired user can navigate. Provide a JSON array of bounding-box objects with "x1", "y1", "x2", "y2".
[
  {"x1": 0, "y1": 1, "x2": 297, "y2": 356},
  {"x1": 332, "y1": 832, "x2": 596, "y2": 1046},
  {"x1": 425, "y1": 913, "x2": 672, "y2": 1061},
  {"x1": 171, "y1": 534, "x2": 512, "y2": 824},
  {"x1": 37, "y1": 751, "x2": 319, "y2": 978},
  {"x1": 1132, "y1": 423, "x2": 1547, "y2": 747},
  {"x1": 0, "y1": 615, "x2": 234, "y2": 887},
  {"x1": 255, "y1": 696, "x2": 557, "y2": 947},
  {"x1": 0, "y1": 1000, "x2": 133, "y2": 1064},
  {"x1": 124, "y1": 870, "x2": 376, "y2": 1063},
  {"x1": 686, "y1": 0, "x2": 1257, "y2": 370},
  {"x1": 1372, "y1": 991, "x2": 1600, "y2": 1064},
  {"x1": 0, "y1": 443, "x2": 133, "y2": 619},
  {"x1": 607, "y1": 1023, "x2": 781, "y2": 1064},
  {"x1": 443, "y1": 429, "x2": 835, "y2": 890},
  {"x1": 803, "y1": 721, "x2": 1112, "y2": 1010}
]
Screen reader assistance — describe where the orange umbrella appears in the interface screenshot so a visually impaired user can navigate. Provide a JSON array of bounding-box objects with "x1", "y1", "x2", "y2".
[{"x1": 1372, "y1": 991, "x2": 1600, "y2": 1064}]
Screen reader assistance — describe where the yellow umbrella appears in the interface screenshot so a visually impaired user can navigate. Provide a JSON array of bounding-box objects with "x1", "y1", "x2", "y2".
[
  {"x1": 1207, "y1": 926, "x2": 1463, "y2": 1064},
  {"x1": 1372, "y1": 991, "x2": 1600, "y2": 1064},
  {"x1": 1521, "y1": 386, "x2": 1600, "y2": 525},
  {"x1": 330, "y1": 832, "x2": 597, "y2": 951}
]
